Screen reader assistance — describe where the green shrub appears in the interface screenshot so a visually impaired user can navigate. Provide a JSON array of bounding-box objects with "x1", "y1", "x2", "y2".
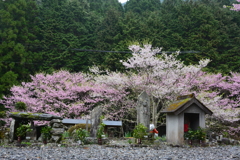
[
  {"x1": 133, "y1": 123, "x2": 148, "y2": 139},
  {"x1": 41, "y1": 126, "x2": 52, "y2": 140},
  {"x1": 124, "y1": 132, "x2": 133, "y2": 138},
  {"x1": 128, "y1": 139, "x2": 133, "y2": 144},
  {"x1": 97, "y1": 116, "x2": 105, "y2": 139},
  {"x1": 15, "y1": 102, "x2": 27, "y2": 111},
  {"x1": 184, "y1": 127, "x2": 206, "y2": 140},
  {"x1": 16, "y1": 124, "x2": 32, "y2": 137},
  {"x1": 73, "y1": 128, "x2": 89, "y2": 144},
  {"x1": 195, "y1": 127, "x2": 206, "y2": 140},
  {"x1": 62, "y1": 131, "x2": 70, "y2": 139},
  {"x1": 68, "y1": 123, "x2": 91, "y2": 135}
]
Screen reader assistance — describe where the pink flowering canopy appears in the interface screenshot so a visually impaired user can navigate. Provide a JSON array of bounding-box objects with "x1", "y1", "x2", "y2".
[
  {"x1": 92, "y1": 45, "x2": 239, "y2": 130},
  {"x1": 1, "y1": 44, "x2": 239, "y2": 138},
  {"x1": 232, "y1": 0, "x2": 240, "y2": 11},
  {"x1": 193, "y1": 72, "x2": 240, "y2": 137},
  {"x1": 0, "y1": 70, "x2": 130, "y2": 124},
  {"x1": 94, "y1": 44, "x2": 239, "y2": 137},
  {"x1": 189, "y1": 72, "x2": 240, "y2": 123},
  {"x1": 224, "y1": 0, "x2": 240, "y2": 11},
  {"x1": 122, "y1": 44, "x2": 211, "y2": 125}
]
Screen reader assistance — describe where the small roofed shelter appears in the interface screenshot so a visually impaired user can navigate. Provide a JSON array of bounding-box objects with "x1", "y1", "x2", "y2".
[
  {"x1": 103, "y1": 121, "x2": 123, "y2": 137},
  {"x1": 161, "y1": 94, "x2": 213, "y2": 145},
  {"x1": 62, "y1": 119, "x2": 91, "y2": 127}
]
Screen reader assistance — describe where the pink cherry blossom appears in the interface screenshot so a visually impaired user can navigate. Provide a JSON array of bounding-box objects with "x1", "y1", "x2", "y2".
[{"x1": 232, "y1": 0, "x2": 240, "y2": 11}]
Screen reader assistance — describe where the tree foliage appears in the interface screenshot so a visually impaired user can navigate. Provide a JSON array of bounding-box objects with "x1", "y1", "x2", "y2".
[
  {"x1": 1, "y1": 44, "x2": 239, "y2": 137},
  {"x1": 0, "y1": 0, "x2": 41, "y2": 98},
  {"x1": 0, "y1": 0, "x2": 240, "y2": 137},
  {"x1": 0, "y1": 70, "x2": 131, "y2": 124},
  {"x1": 231, "y1": 0, "x2": 240, "y2": 11},
  {"x1": 0, "y1": 0, "x2": 239, "y2": 85}
]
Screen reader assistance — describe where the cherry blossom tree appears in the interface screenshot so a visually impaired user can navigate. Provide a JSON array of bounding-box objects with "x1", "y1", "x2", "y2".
[
  {"x1": 94, "y1": 44, "x2": 239, "y2": 136},
  {"x1": 126, "y1": 45, "x2": 212, "y2": 126},
  {"x1": 191, "y1": 72, "x2": 240, "y2": 138},
  {"x1": 232, "y1": 0, "x2": 240, "y2": 11},
  {"x1": 0, "y1": 70, "x2": 130, "y2": 124},
  {"x1": 189, "y1": 72, "x2": 239, "y2": 121},
  {"x1": 93, "y1": 44, "x2": 211, "y2": 126},
  {"x1": 1, "y1": 44, "x2": 239, "y2": 138},
  {"x1": 224, "y1": 0, "x2": 240, "y2": 11},
  {"x1": 89, "y1": 67, "x2": 135, "y2": 121}
]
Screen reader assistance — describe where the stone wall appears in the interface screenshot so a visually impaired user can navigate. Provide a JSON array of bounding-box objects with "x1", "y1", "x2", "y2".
[{"x1": 50, "y1": 119, "x2": 67, "y2": 143}]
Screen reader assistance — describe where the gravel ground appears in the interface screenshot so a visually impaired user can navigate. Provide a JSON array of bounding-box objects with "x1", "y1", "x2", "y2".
[{"x1": 0, "y1": 144, "x2": 239, "y2": 160}]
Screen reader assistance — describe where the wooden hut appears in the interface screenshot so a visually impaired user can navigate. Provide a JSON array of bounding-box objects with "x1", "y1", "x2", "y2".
[{"x1": 161, "y1": 94, "x2": 213, "y2": 145}]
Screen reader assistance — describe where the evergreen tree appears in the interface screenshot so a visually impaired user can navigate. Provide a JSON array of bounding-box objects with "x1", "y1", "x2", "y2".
[
  {"x1": 157, "y1": 0, "x2": 240, "y2": 73},
  {"x1": 38, "y1": 0, "x2": 98, "y2": 72},
  {"x1": 88, "y1": 0, "x2": 123, "y2": 15},
  {"x1": 125, "y1": 0, "x2": 161, "y2": 14},
  {"x1": 0, "y1": 0, "x2": 41, "y2": 125},
  {"x1": 0, "y1": 0, "x2": 41, "y2": 98}
]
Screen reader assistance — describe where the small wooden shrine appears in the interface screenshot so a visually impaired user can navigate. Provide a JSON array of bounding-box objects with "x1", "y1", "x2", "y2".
[{"x1": 161, "y1": 94, "x2": 213, "y2": 145}]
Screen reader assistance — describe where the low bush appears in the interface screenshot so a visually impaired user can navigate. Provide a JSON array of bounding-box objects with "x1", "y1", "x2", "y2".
[
  {"x1": 72, "y1": 128, "x2": 89, "y2": 144},
  {"x1": 133, "y1": 123, "x2": 148, "y2": 139},
  {"x1": 184, "y1": 127, "x2": 206, "y2": 141},
  {"x1": 41, "y1": 126, "x2": 52, "y2": 140},
  {"x1": 68, "y1": 123, "x2": 91, "y2": 135}
]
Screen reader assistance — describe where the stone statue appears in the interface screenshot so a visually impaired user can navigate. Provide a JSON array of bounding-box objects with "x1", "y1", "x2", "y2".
[{"x1": 136, "y1": 91, "x2": 150, "y2": 130}]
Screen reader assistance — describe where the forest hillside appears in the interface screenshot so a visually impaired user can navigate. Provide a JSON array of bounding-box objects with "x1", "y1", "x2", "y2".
[{"x1": 0, "y1": 0, "x2": 239, "y2": 101}]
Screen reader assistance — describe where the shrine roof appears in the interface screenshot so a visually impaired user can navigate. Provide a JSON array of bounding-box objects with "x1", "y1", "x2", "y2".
[
  {"x1": 163, "y1": 98, "x2": 191, "y2": 112},
  {"x1": 161, "y1": 94, "x2": 213, "y2": 115}
]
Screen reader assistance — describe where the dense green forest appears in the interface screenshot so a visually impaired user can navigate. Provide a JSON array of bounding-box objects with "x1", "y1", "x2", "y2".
[{"x1": 0, "y1": 0, "x2": 240, "y2": 100}]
